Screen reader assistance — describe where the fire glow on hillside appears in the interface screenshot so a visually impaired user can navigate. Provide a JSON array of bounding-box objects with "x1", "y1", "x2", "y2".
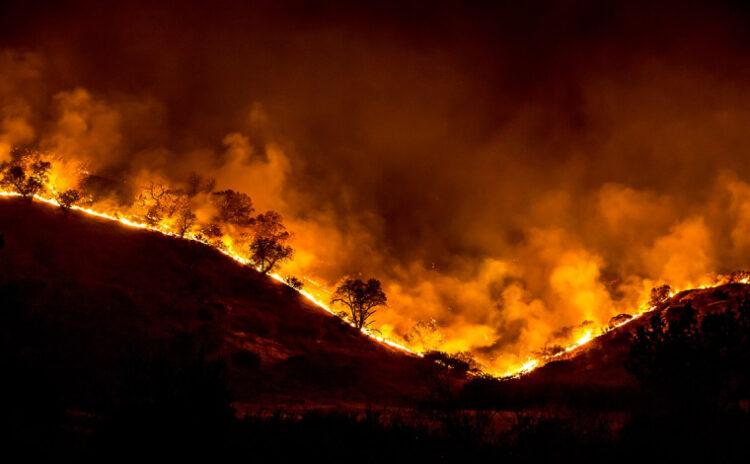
[
  {"x1": 4, "y1": 179, "x2": 748, "y2": 377},
  {"x1": 0, "y1": 186, "x2": 611, "y2": 376}
]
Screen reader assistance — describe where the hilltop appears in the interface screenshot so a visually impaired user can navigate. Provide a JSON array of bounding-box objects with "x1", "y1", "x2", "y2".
[{"x1": 0, "y1": 197, "x2": 435, "y2": 415}]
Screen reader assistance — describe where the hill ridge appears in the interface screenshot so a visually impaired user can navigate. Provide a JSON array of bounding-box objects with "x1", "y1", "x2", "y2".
[{"x1": 0, "y1": 197, "x2": 431, "y2": 411}]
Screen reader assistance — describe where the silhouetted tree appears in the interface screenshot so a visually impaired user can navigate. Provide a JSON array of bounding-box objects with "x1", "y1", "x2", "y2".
[
  {"x1": 284, "y1": 276, "x2": 304, "y2": 290},
  {"x1": 423, "y1": 350, "x2": 480, "y2": 375},
  {"x1": 201, "y1": 223, "x2": 222, "y2": 239},
  {"x1": 175, "y1": 209, "x2": 197, "y2": 237},
  {"x1": 138, "y1": 183, "x2": 190, "y2": 226},
  {"x1": 250, "y1": 237, "x2": 293, "y2": 273},
  {"x1": 212, "y1": 190, "x2": 255, "y2": 226},
  {"x1": 1, "y1": 160, "x2": 51, "y2": 199},
  {"x1": 331, "y1": 278, "x2": 387, "y2": 329},
  {"x1": 144, "y1": 205, "x2": 163, "y2": 226},
  {"x1": 649, "y1": 284, "x2": 672, "y2": 307},
  {"x1": 56, "y1": 189, "x2": 81, "y2": 214},
  {"x1": 164, "y1": 191, "x2": 189, "y2": 218},
  {"x1": 248, "y1": 210, "x2": 293, "y2": 274},
  {"x1": 196, "y1": 222, "x2": 224, "y2": 248},
  {"x1": 253, "y1": 211, "x2": 290, "y2": 241}
]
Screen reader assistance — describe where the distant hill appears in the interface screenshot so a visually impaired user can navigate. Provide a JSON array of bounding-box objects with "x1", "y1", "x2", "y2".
[
  {"x1": 463, "y1": 282, "x2": 750, "y2": 408},
  {"x1": 524, "y1": 284, "x2": 749, "y2": 386},
  {"x1": 0, "y1": 197, "x2": 434, "y2": 415}
]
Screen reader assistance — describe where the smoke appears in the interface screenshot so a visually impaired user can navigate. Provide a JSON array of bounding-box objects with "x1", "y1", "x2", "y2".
[
  {"x1": 3, "y1": 0, "x2": 750, "y2": 373},
  {"x1": 0, "y1": 50, "x2": 40, "y2": 162}
]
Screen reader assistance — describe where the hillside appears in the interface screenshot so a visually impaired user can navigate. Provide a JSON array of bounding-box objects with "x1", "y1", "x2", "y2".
[
  {"x1": 0, "y1": 197, "x2": 434, "y2": 415},
  {"x1": 525, "y1": 284, "x2": 749, "y2": 385},
  {"x1": 3, "y1": 197, "x2": 750, "y2": 461},
  {"x1": 466, "y1": 282, "x2": 750, "y2": 408}
]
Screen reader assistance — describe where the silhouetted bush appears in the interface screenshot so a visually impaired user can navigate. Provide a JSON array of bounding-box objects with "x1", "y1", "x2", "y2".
[
  {"x1": 56, "y1": 189, "x2": 81, "y2": 213},
  {"x1": 423, "y1": 350, "x2": 480, "y2": 375},
  {"x1": 285, "y1": 275, "x2": 304, "y2": 290},
  {"x1": 649, "y1": 284, "x2": 672, "y2": 307}
]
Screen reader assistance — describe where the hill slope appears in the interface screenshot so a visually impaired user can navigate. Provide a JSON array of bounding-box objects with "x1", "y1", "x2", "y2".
[
  {"x1": 481, "y1": 282, "x2": 750, "y2": 407},
  {"x1": 0, "y1": 198, "x2": 432, "y2": 413}
]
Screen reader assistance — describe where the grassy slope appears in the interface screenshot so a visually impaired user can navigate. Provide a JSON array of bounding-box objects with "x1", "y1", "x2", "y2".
[{"x1": 0, "y1": 197, "x2": 431, "y2": 412}]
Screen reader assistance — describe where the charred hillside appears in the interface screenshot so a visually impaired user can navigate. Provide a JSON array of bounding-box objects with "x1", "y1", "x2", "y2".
[{"x1": 0, "y1": 197, "x2": 434, "y2": 415}]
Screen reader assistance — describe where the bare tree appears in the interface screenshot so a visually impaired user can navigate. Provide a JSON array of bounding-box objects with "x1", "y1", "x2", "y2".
[
  {"x1": 331, "y1": 278, "x2": 387, "y2": 329},
  {"x1": 139, "y1": 182, "x2": 170, "y2": 206},
  {"x1": 138, "y1": 182, "x2": 169, "y2": 225},
  {"x1": 138, "y1": 183, "x2": 190, "y2": 226}
]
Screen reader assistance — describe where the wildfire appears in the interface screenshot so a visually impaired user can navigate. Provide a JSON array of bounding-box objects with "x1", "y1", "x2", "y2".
[{"x1": 3, "y1": 175, "x2": 748, "y2": 379}]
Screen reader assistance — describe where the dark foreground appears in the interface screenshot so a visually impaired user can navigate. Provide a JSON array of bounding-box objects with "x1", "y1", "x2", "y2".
[{"x1": 2, "y1": 199, "x2": 750, "y2": 462}]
